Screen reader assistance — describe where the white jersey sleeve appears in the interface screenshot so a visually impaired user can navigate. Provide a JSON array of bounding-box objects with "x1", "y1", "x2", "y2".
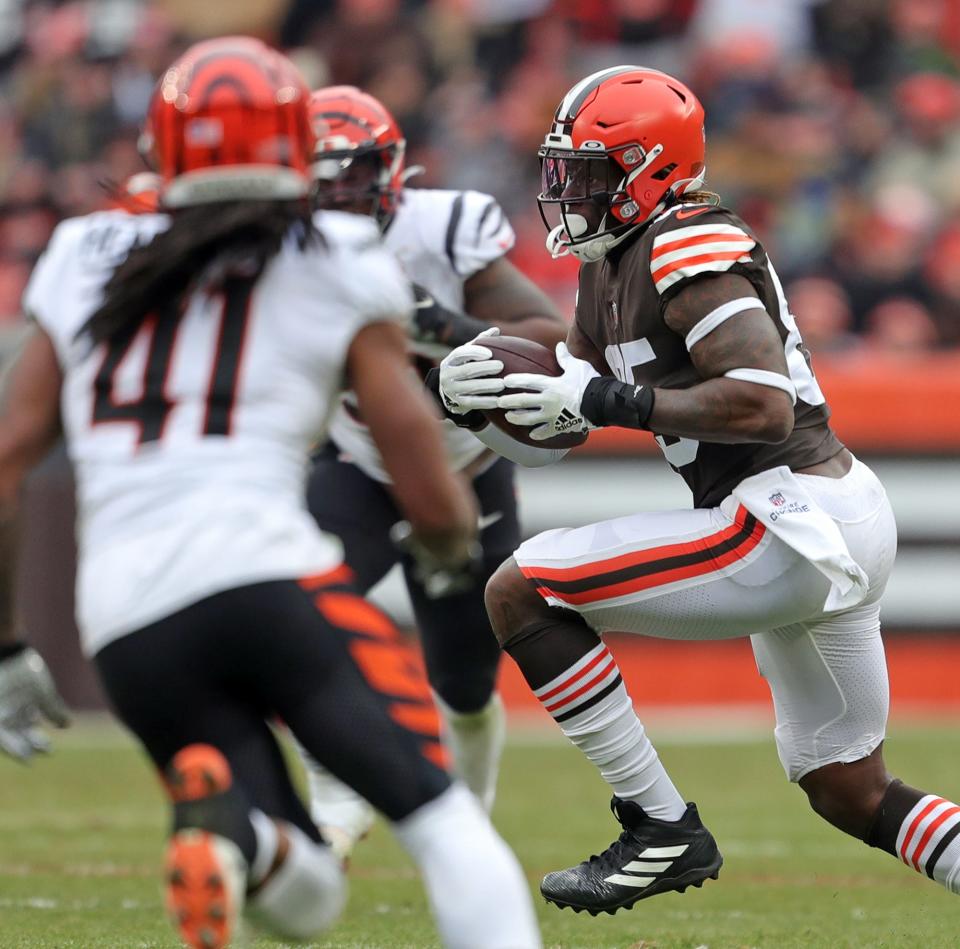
[
  {"x1": 445, "y1": 189, "x2": 515, "y2": 278},
  {"x1": 397, "y1": 188, "x2": 514, "y2": 281},
  {"x1": 310, "y1": 210, "x2": 413, "y2": 336},
  {"x1": 22, "y1": 212, "x2": 167, "y2": 363}
]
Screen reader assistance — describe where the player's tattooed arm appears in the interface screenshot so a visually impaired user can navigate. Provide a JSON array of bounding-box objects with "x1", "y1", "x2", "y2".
[
  {"x1": 0, "y1": 327, "x2": 62, "y2": 646},
  {"x1": 652, "y1": 272, "x2": 795, "y2": 444},
  {"x1": 460, "y1": 257, "x2": 566, "y2": 348}
]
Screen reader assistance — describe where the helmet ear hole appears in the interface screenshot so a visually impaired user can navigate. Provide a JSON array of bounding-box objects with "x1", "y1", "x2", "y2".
[{"x1": 650, "y1": 162, "x2": 678, "y2": 181}]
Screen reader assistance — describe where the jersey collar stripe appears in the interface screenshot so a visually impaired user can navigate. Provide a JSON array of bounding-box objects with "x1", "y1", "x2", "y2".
[
  {"x1": 520, "y1": 505, "x2": 758, "y2": 581},
  {"x1": 652, "y1": 232, "x2": 754, "y2": 259},
  {"x1": 652, "y1": 222, "x2": 750, "y2": 245}
]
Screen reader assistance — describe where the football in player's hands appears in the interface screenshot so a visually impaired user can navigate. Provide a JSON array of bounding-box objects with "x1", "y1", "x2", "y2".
[{"x1": 480, "y1": 337, "x2": 589, "y2": 448}]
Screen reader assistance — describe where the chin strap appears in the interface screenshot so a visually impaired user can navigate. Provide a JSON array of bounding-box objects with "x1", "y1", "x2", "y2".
[{"x1": 547, "y1": 221, "x2": 646, "y2": 262}]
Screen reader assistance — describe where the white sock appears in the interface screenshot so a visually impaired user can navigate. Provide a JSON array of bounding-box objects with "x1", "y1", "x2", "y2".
[
  {"x1": 434, "y1": 693, "x2": 506, "y2": 814},
  {"x1": 895, "y1": 794, "x2": 960, "y2": 893},
  {"x1": 393, "y1": 785, "x2": 541, "y2": 949},
  {"x1": 246, "y1": 824, "x2": 347, "y2": 939},
  {"x1": 533, "y1": 643, "x2": 686, "y2": 820},
  {"x1": 298, "y1": 742, "x2": 375, "y2": 860},
  {"x1": 248, "y1": 809, "x2": 280, "y2": 887}
]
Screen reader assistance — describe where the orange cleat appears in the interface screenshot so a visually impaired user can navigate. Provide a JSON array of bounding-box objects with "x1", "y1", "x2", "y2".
[{"x1": 163, "y1": 745, "x2": 247, "y2": 949}]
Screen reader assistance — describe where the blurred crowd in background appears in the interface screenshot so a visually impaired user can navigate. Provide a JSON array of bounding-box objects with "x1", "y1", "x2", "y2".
[{"x1": 3, "y1": 0, "x2": 960, "y2": 356}]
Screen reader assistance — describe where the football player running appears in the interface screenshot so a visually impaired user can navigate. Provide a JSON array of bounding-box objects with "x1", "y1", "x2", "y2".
[
  {"x1": 0, "y1": 38, "x2": 540, "y2": 949},
  {"x1": 439, "y1": 66, "x2": 960, "y2": 915},
  {"x1": 301, "y1": 85, "x2": 565, "y2": 857}
]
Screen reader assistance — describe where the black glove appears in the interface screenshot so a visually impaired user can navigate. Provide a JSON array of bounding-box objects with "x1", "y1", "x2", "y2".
[
  {"x1": 389, "y1": 521, "x2": 484, "y2": 599},
  {"x1": 423, "y1": 366, "x2": 487, "y2": 431},
  {"x1": 411, "y1": 284, "x2": 491, "y2": 348}
]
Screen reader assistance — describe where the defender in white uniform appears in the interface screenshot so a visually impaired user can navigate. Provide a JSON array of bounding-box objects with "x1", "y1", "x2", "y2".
[
  {"x1": 302, "y1": 86, "x2": 566, "y2": 856},
  {"x1": 0, "y1": 39, "x2": 540, "y2": 949},
  {"x1": 27, "y1": 207, "x2": 402, "y2": 653}
]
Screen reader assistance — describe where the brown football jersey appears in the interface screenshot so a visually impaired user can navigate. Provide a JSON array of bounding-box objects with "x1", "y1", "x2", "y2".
[{"x1": 575, "y1": 203, "x2": 844, "y2": 508}]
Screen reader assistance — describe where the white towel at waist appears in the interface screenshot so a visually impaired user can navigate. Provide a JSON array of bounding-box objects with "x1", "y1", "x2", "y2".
[{"x1": 725, "y1": 465, "x2": 869, "y2": 613}]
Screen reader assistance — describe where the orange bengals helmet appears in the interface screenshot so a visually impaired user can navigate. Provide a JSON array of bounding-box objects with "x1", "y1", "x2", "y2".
[
  {"x1": 140, "y1": 36, "x2": 315, "y2": 208},
  {"x1": 538, "y1": 66, "x2": 706, "y2": 262},
  {"x1": 308, "y1": 86, "x2": 406, "y2": 230}
]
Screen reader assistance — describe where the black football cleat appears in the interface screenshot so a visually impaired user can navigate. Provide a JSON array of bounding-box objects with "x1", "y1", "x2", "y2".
[{"x1": 541, "y1": 797, "x2": 722, "y2": 915}]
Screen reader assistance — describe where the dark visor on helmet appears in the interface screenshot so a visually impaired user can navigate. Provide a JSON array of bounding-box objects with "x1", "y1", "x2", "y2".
[{"x1": 538, "y1": 153, "x2": 615, "y2": 204}]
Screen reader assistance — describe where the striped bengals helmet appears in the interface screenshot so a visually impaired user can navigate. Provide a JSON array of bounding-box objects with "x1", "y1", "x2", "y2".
[
  {"x1": 141, "y1": 36, "x2": 316, "y2": 208},
  {"x1": 538, "y1": 66, "x2": 706, "y2": 261},
  {"x1": 308, "y1": 86, "x2": 406, "y2": 230}
]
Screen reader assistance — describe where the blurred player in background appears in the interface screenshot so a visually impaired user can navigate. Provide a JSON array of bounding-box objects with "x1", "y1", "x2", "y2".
[
  {"x1": 440, "y1": 66, "x2": 960, "y2": 914},
  {"x1": 302, "y1": 85, "x2": 565, "y2": 857},
  {"x1": 0, "y1": 178, "x2": 167, "y2": 763},
  {"x1": 0, "y1": 37, "x2": 540, "y2": 949},
  {"x1": 106, "y1": 172, "x2": 162, "y2": 214}
]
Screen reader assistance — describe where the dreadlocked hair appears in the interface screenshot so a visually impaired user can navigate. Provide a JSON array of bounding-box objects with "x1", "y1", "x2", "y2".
[
  {"x1": 680, "y1": 189, "x2": 721, "y2": 206},
  {"x1": 82, "y1": 199, "x2": 318, "y2": 346}
]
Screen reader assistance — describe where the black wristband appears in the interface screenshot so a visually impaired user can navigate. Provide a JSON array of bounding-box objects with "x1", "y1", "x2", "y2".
[
  {"x1": 580, "y1": 377, "x2": 656, "y2": 430},
  {"x1": 0, "y1": 641, "x2": 27, "y2": 661},
  {"x1": 412, "y1": 288, "x2": 490, "y2": 348},
  {"x1": 423, "y1": 367, "x2": 488, "y2": 431}
]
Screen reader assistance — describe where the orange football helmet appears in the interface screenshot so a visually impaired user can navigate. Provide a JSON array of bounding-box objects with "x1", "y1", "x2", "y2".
[
  {"x1": 308, "y1": 86, "x2": 406, "y2": 229},
  {"x1": 538, "y1": 66, "x2": 706, "y2": 261},
  {"x1": 140, "y1": 36, "x2": 315, "y2": 208}
]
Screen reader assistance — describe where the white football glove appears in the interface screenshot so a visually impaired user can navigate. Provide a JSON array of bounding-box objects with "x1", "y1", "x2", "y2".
[
  {"x1": 498, "y1": 342, "x2": 600, "y2": 441},
  {"x1": 437, "y1": 327, "x2": 505, "y2": 415},
  {"x1": 0, "y1": 646, "x2": 70, "y2": 762}
]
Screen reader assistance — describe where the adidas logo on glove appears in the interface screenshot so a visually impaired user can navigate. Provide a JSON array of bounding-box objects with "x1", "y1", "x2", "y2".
[{"x1": 554, "y1": 409, "x2": 583, "y2": 433}]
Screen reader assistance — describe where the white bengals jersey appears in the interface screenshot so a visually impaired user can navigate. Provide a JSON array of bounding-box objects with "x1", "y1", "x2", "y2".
[
  {"x1": 328, "y1": 187, "x2": 515, "y2": 482},
  {"x1": 22, "y1": 208, "x2": 413, "y2": 655}
]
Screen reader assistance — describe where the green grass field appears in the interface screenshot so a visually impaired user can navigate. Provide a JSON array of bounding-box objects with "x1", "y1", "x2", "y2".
[{"x1": 1, "y1": 716, "x2": 959, "y2": 949}]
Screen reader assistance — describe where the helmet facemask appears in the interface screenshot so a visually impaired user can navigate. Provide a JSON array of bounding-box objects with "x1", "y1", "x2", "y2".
[
  {"x1": 311, "y1": 139, "x2": 404, "y2": 230},
  {"x1": 537, "y1": 141, "x2": 667, "y2": 262}
]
